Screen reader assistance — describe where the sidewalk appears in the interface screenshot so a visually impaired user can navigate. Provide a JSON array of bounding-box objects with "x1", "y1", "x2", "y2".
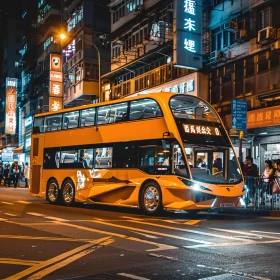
[{"x1": 0, "y1": 179, "x2": 28, "y2": 188}]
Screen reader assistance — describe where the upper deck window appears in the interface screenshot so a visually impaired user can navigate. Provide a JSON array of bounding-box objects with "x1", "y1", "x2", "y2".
[
  {"x1": 129, "y1": 99, "x2": 162, "y2": 120},
  {"x1": 63, "y1": 111, "x2": 79, "y2": 129},
  {"x1": 97, "y1": 102, "x2": 128, "y2": 125},
  {"x1": 169, "y1": 95, "x2": 220, "y2": 123},
  {"x1": 45, "y1": 114, "x2": 63, "y2": 132},
  {"x1": 81, "y1": 108, "x2": 95, "y2": 127}
]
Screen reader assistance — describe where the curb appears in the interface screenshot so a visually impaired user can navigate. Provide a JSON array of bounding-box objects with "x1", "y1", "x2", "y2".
[{"x1": 218, "y1": 208, "x2": 280, "y2": 217}]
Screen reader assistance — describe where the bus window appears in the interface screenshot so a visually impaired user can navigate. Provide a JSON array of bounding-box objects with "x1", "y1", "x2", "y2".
[
  {"x1": 113, "y1": 142, "x2": 137, "y2": 168},
  {"x1": 60, "y1": 150, "x2": 77, "y2": 168},
  {"x1": 110, "y1": 102, "x2": 128, "y2": 123},
  {"x1": 81, "y1": 108, "x2": 95, "y2": 127},
  {"x1": 63, "y1": 111, "x2": 79, "y2": 129},
  {"x1": 78, "y1": 149, "x2": 94, "y2": 168},
  {"x1": 43, "y1": 148, "x2": 60, "y2": 169},
  {"x1": 129, "y1": 99, "x2": 162, "y2": 120},
  {"x1": 33, "y1": 117, "x2": 44, "y2": 133},
  {"x1": 45, "y1": 114, "x2": 62, "y2": 131},
  {"x1": 97, "y1": 106, "x2": 111, "y2": 125},
  {"x1": 94, "y1": 147, "x2": 113, "y2": 168}
]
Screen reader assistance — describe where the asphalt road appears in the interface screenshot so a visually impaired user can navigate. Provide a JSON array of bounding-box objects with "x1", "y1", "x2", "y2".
[{"x1": 0, "y1": 186, "x2": 280, "y2": 280}]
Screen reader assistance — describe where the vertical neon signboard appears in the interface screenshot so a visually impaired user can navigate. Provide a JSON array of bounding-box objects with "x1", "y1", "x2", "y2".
[
  {"x1": 174, "y1": 0, "x2": 203, "y2": 70},
  {"x1": 5, "y1": 78, "x2": 17, "y2": 135}
]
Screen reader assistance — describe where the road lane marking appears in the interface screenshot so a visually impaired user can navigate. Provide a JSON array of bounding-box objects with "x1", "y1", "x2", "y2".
[
  {"x1": 117, "y1": 273, "x2": 150, "y2": 280},
  {"x1": 53, "y1": 220, "x2": 128, "y2": 238},
  {"x1": 185, "y1": 220, "x2": 201, "y2": 225},
  {"x1": 149, "y1": 253, "x2": 179, "y2": 261},
  {"x1": 251, "y1": 230, "x2": 280, "y2": 235},
  {"x1": 129, "y1": 231, "x2": 159, "y2": 239},
  {"x1": 4, "y1": 213, "x2": 17, "y2": 217},
  {"x1": 16, "y1": 201, "x2": 32, "y2": 204},
  {"x1": 127, "y1": 237, "x2": 177, "y2": 252},
  {"x1": 26, "y1": 212, "x2": 45, "y2": 217},
  {"x1": 43, "y1": 216, "x2": 69, "y2": 222},
  {"x1": 0, "y1": 258, "x2": 41, "y2": 266},
  {"x1": 90, "y1": 219, "x2": 212, "y2": 244},
  {"x1": 209, "y1": 228, "x2": 280, "y2": 240},
  {"x1": 0, "y1": 234, "x2": 106, "y2": 243},
  {"x1": 125, "y1": 220, "x2": 250, "y2": 242},
  {"x1": 27, "y1": 238, "x2": 114, "y2": 280},
  {"x1": 5, "y1": 237, "x2": 111, "y2": 280},
  {"x1": 184, "y1": 239, "x2": 280, "y2": 248},
  {"x1": 0, "y1": 218, "x2": 7, "y2": 221},
  {"x1": 1, "y1": 202, "x2": 14, "y2": 205}
]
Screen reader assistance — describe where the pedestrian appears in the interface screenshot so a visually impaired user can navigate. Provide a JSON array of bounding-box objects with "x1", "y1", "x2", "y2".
[
  {"x1": 244, "y1": 156, "x2": 259, "y2": 205},
  {"x1": 0, "y1": 162, "x2": 4, "y2": 185},
  {"x1": 4, "y1": 164, "x2": 11, "y2": 187},
  {"x1": 10, "y1": 161, "x2": 21, "y2": 188},
  {"x1": 261, "y1": 160, "x2": 274, "y2": 205},
  {"x1": 23, "y1": 162, "x2": 30, "y2": 188}
]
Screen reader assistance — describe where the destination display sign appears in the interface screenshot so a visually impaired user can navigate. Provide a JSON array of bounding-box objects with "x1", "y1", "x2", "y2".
[{"x1": 183, "y1": 124, "x2": 221, "y2": 136}]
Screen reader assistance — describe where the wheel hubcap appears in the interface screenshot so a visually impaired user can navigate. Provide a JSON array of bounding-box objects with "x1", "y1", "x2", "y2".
[
  {"x1": 48, "y1": 183, "x2": 58, "y2": 202},
  {"x1": 144, "y1": 186, "x2": 159, "y2": 212},
  {"x1": 63, "y1": 183, "x2": 73, "y2": 203}
]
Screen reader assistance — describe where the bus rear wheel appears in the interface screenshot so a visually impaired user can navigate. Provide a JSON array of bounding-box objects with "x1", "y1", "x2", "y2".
[
  {"x1": 46, "y1": 179, "x2": 60, "y2": 205},
  {"x1": 61, "y1": 179, "x2": 75, "y2": 206},
  {"x1": 141, "y1": 182, "x2": 162, "y2": 215}
]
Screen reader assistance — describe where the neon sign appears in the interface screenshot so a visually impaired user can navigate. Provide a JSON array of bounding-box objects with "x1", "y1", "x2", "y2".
[{"x1": 183, "y1": 124, "x2": 221, "y2": 136}]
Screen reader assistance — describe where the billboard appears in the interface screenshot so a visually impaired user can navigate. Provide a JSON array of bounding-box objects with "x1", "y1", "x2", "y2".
[
  {"x1": 174, "y1": 0, "x2": 203, "y2": 70},
  {"x1": 5, "y1": 78, "x2": 17, "y2": 134},
  {"x1": 49, "y1": 54, "x2": 63, "y2": 111}
]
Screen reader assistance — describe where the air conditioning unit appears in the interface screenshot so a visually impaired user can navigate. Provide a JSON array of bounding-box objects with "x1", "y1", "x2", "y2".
[
  {"x1": 224, "y1": 21, "x2": 237, "y2": 31},
  {"x1": 271, "y1": 40, "x2": 280, "y2": 50},
  {"x1": 258, "y1": 26, "x2": 274, "y2": 43},
  {"x1": 234, "y1": 29, "x2": 247, "y2": 41},
  {"x1": 134, "y1": 4, "x2": 144, "y2": 14}
]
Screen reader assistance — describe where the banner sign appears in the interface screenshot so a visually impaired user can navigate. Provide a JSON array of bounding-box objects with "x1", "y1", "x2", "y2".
[
  {"x1": 174, "y1": 0, "x2": 203, "y2": 70},
  {"x1": 247, "y1": 105, "x2": 280, "y2": 129},
  {"x1": 49, "y1": 54, "x2": 63, "y2": 111},
  {"x1": 5, "y1": 78, "x2": 17, "y2": 134}
]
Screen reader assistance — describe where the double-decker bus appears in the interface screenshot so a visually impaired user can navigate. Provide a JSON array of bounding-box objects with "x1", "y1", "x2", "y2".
[{"x1": 30, "y1": 93, "x2": 245, "y2": 214}]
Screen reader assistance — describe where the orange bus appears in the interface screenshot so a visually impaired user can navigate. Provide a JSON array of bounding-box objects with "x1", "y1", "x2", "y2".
[{"x1": 30, "y1": 93, "x2": 245, "y2": 214}]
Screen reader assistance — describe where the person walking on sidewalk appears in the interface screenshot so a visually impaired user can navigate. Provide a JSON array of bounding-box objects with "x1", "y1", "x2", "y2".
[
  {"x1": 23, "y1": 162, "x2": 30, "y2": 188},
  {"x1": 0, "y1": 163, "x2": 4, "y2": 186},
  {"x1": 3, "y1": 164, "x2": 11, "y2": 187},
  {"x1": 10, "y1": 161, "x2": 21, "y2": 188},
  {"x1": 261, "y1": 160, "x2": 274, "y2": 205}
]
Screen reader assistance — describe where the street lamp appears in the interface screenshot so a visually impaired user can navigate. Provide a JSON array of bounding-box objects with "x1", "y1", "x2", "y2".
[{"x1": 60, "y1": 34, "x2": 101, "y2": 103}]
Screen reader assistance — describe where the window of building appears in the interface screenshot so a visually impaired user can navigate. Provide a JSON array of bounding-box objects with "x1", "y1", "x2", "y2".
[
  {"x1": 63, "y1": 111, "x2": 79, "y2": 129},
  {"x1": 43, "y1": 37, "x2": 53, "y2": 51},
  {"x1": 129, "y1": 99, "x2": 162, "y2": 120},
  {"x1": 81, "y1": 108, "x2": 95, "y2": 127},
  {"x1": 259, "y1": 7, "x2": 271, "y2": 30},
  {"x1": 67, "y1": 5, "x2": 83, "y2": 32}
]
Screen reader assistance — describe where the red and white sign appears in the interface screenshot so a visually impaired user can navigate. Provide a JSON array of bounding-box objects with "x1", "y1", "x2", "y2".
[{"x1": 5, "y1": 78, "x2": 17, "y2": 134}]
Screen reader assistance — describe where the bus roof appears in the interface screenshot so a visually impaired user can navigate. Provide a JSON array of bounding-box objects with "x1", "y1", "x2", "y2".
[{"x1": 34, "y1": 92, "x2": 179, "y2": 118}]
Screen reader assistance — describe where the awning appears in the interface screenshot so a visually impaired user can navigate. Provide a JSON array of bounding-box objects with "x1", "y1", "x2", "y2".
[{"x1": 13, "y1": 146, "x2": 23, "y2": 154}]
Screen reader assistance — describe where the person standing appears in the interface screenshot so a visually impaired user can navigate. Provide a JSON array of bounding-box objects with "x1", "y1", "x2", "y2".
[
  {"x1": 24, "y1": 162, "x2": 30, "y2": 188},
  {"x1": 261, "y1": 160, "x2": 274, "y2": 205},
  {"x1": 3, "y1": 164, "x2": 11, "y2": 187},
  {"x1": 0, "y1": 163, "x2": 4, "y2": 185},
  {"x1": 10, "y1": 161, "x2": 21, "y2": 188}
]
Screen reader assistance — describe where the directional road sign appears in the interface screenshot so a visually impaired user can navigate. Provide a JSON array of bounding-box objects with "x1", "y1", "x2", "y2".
[{"x1": 231, "y1": 99, "x2": 247, "y2": 132}]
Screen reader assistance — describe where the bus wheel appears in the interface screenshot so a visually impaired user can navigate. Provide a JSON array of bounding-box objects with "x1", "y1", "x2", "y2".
[
  {"x1": 141, "y1": 182, "x2": 162, "y2": 215},
  {"x1": 61, "y1": 179, "x2": 75, "y2": 206},
  {"x1": 46, "y1": 179, "x2": 60, "y2": 205}
]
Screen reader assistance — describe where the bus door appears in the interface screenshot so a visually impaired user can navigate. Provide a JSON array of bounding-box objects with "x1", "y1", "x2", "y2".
[
  {"x1": 30, "y1": 135, "x2": 45, "y2": 196},
  {"x1": 194, "y1": 149, "x2": 226, "y2": 176}
]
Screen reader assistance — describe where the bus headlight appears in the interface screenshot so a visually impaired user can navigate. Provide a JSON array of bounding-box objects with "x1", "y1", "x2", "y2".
[
  {"x1": 178, "y1": 178, "x2": 212, "y2": 192},
  {"x1": 193, "y1": 184, "x2": 200, "y2": 190}
]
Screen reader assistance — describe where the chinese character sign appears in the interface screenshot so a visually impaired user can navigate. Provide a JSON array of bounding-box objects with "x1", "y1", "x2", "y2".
[
  {"x1": 49, "y1": 97, "x2": 63, "y2": 112},
  {"x1": 183, "y1": 124, "x2": 221, "y2": 136},
  {"x1": 174, "y1": 0, "x2": 202, "y2": 70},
  {"x1": 5, "y1": 78, "x2": 17, "y2": 134},
  {"x1": 50, "y1": 81, "x2": 63, "y2": 97}
]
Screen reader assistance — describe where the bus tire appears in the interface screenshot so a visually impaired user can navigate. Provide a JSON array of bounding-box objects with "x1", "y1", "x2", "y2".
[
  {"x1": 140, "y1": 181, "x2": 162, "y2": 215},
  {"x1": 46, "y1": 179, "x2": 60, "y2": 205},
  {"x1": 61, "y1": 179, "x2": 75, "y2": 206}
]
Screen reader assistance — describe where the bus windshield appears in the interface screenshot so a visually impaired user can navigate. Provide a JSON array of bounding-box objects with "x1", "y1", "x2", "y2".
[{"x1": 170, "y1": 95, "x2": 242, "y2": 184}]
